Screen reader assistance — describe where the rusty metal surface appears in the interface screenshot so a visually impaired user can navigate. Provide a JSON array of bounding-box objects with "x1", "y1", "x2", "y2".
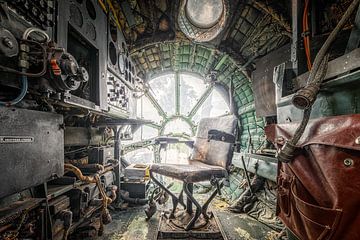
[
  {"x1": 157, "y1": 210, "x2": 225, "y2": 240},
  {"x1": 294, "y1": 48, "x2": 360, "y2": 90},
  {"x1": 252, "y1": 44, "x2": 291, "y2": 117},
  {"x1": 150, "y1": 160, "x2": 227, "y2": 183},
  {"x1": 0, "y1": 199, "x2": 43, "y2": 226}
]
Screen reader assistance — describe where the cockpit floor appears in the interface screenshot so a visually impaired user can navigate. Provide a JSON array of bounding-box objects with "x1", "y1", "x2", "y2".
[{"x1": 98, "y1": 200, "x2": 279, "y2": 240}]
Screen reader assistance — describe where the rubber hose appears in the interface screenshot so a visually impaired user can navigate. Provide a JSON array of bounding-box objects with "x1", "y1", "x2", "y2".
[
  {"x1": 0, "y1": 74, "x2": 28, "y2": 106},
  {"x1": 278, "y1": 0, "x2": 360, "y2": 163}
]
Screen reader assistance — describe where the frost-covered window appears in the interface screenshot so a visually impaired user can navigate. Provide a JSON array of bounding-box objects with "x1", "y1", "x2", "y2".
[{"x1": 123, "y1": 73, "x2": 230, "y2": 163}]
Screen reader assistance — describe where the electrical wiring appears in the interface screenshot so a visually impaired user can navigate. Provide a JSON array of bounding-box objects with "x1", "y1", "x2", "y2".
[
  {"x1": 0, "y1": 28, "x2": 49, "y2": 106},
  {"x1": 64, "y1": 164, "x2": 112, "y2": 209},
  {"x1": 0, "y1": 40, "x2": 47, "y2": 77},
  {"x1": 0, "y1": 27, "x2": 49, "y2": 77},
  {"x1": 303, "y1": 0, "x2": 312, "y2": 71},
  {"x1": 0, "y1": 74, "x2": 28, "y2": 106}
]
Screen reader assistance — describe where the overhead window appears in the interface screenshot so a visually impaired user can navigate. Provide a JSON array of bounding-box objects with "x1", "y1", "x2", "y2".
[
  {"x1": 178, "y1": 0, "x2": 227, "y2": 42},
  {"x1": 186, "y1": 0, "x2": 224, "y2": 28}
]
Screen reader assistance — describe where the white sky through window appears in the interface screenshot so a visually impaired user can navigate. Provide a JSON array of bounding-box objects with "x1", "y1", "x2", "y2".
[
  {"x1": 163, "y1": 118, "x2": 193, "y2": 136},
  {"x1": 125, "y1": 73, "x2": 230, "y2": 164},
  {"x1": 180, "y1": 74, "x2": 208, "y2": 115},
  {"x1": 149, "y1": 74, "x2": 176, "y2": 116}
]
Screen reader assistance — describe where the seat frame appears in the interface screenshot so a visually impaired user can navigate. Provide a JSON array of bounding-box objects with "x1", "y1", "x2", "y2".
[
  {"x1": 149, "y1": 115, "x2": 237, "y2": 231},
  {"x1": 150, "y1": 171, "x2": 224, "y2": 230}
]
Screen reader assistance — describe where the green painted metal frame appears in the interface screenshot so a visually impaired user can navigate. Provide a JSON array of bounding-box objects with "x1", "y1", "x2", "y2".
[{"x1": 126, "y1": 40, "x2": 267, "y2": 155}]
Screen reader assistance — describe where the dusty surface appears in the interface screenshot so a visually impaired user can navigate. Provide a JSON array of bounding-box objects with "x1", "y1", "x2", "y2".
[
  {"x1": 98, "y1": 197, "x2": 277, "y2": 240},
  {"x1": 98, "y1": 206, "x2": 159, "y2": 240}
]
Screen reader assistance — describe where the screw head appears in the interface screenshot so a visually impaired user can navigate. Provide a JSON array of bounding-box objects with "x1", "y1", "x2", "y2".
[
  {"x1": 344, "y1": 158, "x2": 353, "y2": 167},
  {"x1": 355, "y1": 136, "x2": 360, "y2": 145}
]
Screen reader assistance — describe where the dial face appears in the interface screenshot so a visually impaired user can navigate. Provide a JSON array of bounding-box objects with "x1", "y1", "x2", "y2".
[
  {"x1": 186, "y1": 0, "x2": 224, "y2": 28},
  {"x1": 70, "y1": 4, "x2": 83, "y2": 27},
  {"x1": 118, "y1": 53, "x2": 126, "y2": 74},
  {"x1": 109, "y1": 42, "x2": 117, "y2": 66}
]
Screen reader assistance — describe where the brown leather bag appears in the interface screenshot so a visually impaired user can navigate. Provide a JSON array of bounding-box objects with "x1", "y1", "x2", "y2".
[{"x1": 266, "y1": 114, "x2": 360, "y2": 240}]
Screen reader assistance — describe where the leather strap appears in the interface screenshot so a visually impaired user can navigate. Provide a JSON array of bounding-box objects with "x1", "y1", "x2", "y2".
[{"x1": 208, "y1": 129, "x2": 235, "y2": 143}]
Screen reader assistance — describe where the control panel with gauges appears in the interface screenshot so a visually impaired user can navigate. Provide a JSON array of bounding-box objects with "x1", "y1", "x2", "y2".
[
  {"x1": 0, "y1": 1, "x2": 145, "y2": 239},
  {"x1": 105, "y1": 11, "x2": 140, "y2": 117}
]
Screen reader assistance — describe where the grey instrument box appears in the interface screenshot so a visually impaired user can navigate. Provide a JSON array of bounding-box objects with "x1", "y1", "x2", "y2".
[{"x1": 0, "y1": 107, "x2": 64, "y2": 198}]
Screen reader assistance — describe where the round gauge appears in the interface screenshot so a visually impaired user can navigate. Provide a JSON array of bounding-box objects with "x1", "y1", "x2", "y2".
[
  {"x1": 125, "y1": 59, "x2": 129, "y2": 70},
  {"x1": 118, "y1": 53, "x2": 126, "y2": 74},
  {"x1": 70, "y1": 4, "x2": 83, "y2": 27},
  {"x1": 108, "y1": 42, "x2": 117, "y2": 66},
  {"x1": 125, "y1": 71, "x2": 129, "y2": 81},
  {"x1": 110, "y1": 20, "x2": 117, "y2": 42},
  {"x1": 86, "y1": 0, "x2": 96, "y2": 20},
  {"x1": 85, "y1": 22, "x2": 96, "y2": 40}
]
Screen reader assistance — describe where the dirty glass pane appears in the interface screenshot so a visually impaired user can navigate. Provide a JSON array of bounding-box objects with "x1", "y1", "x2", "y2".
[
  {"x1": 124, "y1": 148, "x2": 154, "y2": 164},
  {"x1": 149, "y1": 74, "x2": 176, "y2": 116},
  {"x1": 123, "y1": 125, "x2": 158, "y2": 145},
  {"x1": 180, "y1": 73, "x2": 208, "y2": 115},
  {"x1": 192, "y1": 89, "x2": 230, "y2": 124},
  {"x1": 136, "y1": 96, "x2": 163, "y2": 124},
  {"x1": 163, "y1": 118, "x2": 193, "y2": 136},
  {"x1": 160, "y1": 143, "x2": 191, "y2": 165}
]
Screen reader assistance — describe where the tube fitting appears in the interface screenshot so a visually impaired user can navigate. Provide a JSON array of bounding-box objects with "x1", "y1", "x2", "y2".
[
  {"x1": 292, "y1": 84, "x2": 319, "y2": 110},
  {"x1": 277, "y1": 141, "x2": 297, "y2": 163}
]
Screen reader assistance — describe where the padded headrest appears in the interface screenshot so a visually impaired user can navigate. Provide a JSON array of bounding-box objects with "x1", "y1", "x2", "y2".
[{"x1": 190, "y1": 114, "x2": 238, "y2": 170}]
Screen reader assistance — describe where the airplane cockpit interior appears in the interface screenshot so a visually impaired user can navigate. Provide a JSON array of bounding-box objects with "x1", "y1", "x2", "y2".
[{"x1": 1, "y1": 0, "x2": 360, "y2": 239}]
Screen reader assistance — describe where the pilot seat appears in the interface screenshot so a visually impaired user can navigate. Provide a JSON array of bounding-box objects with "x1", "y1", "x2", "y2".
[{"x1": 148, "y1": 114, "x2": 238, "y2": 239}]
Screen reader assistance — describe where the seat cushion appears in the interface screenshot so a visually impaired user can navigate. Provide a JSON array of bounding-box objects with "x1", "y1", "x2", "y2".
[{"x1": 150, "y1": 160, "x2": 227, "y2": 183}]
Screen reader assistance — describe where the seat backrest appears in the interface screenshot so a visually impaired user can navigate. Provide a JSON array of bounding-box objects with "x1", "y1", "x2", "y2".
[{"x1": 190, "y1": 115, "x2": 238, "y2": 170}]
